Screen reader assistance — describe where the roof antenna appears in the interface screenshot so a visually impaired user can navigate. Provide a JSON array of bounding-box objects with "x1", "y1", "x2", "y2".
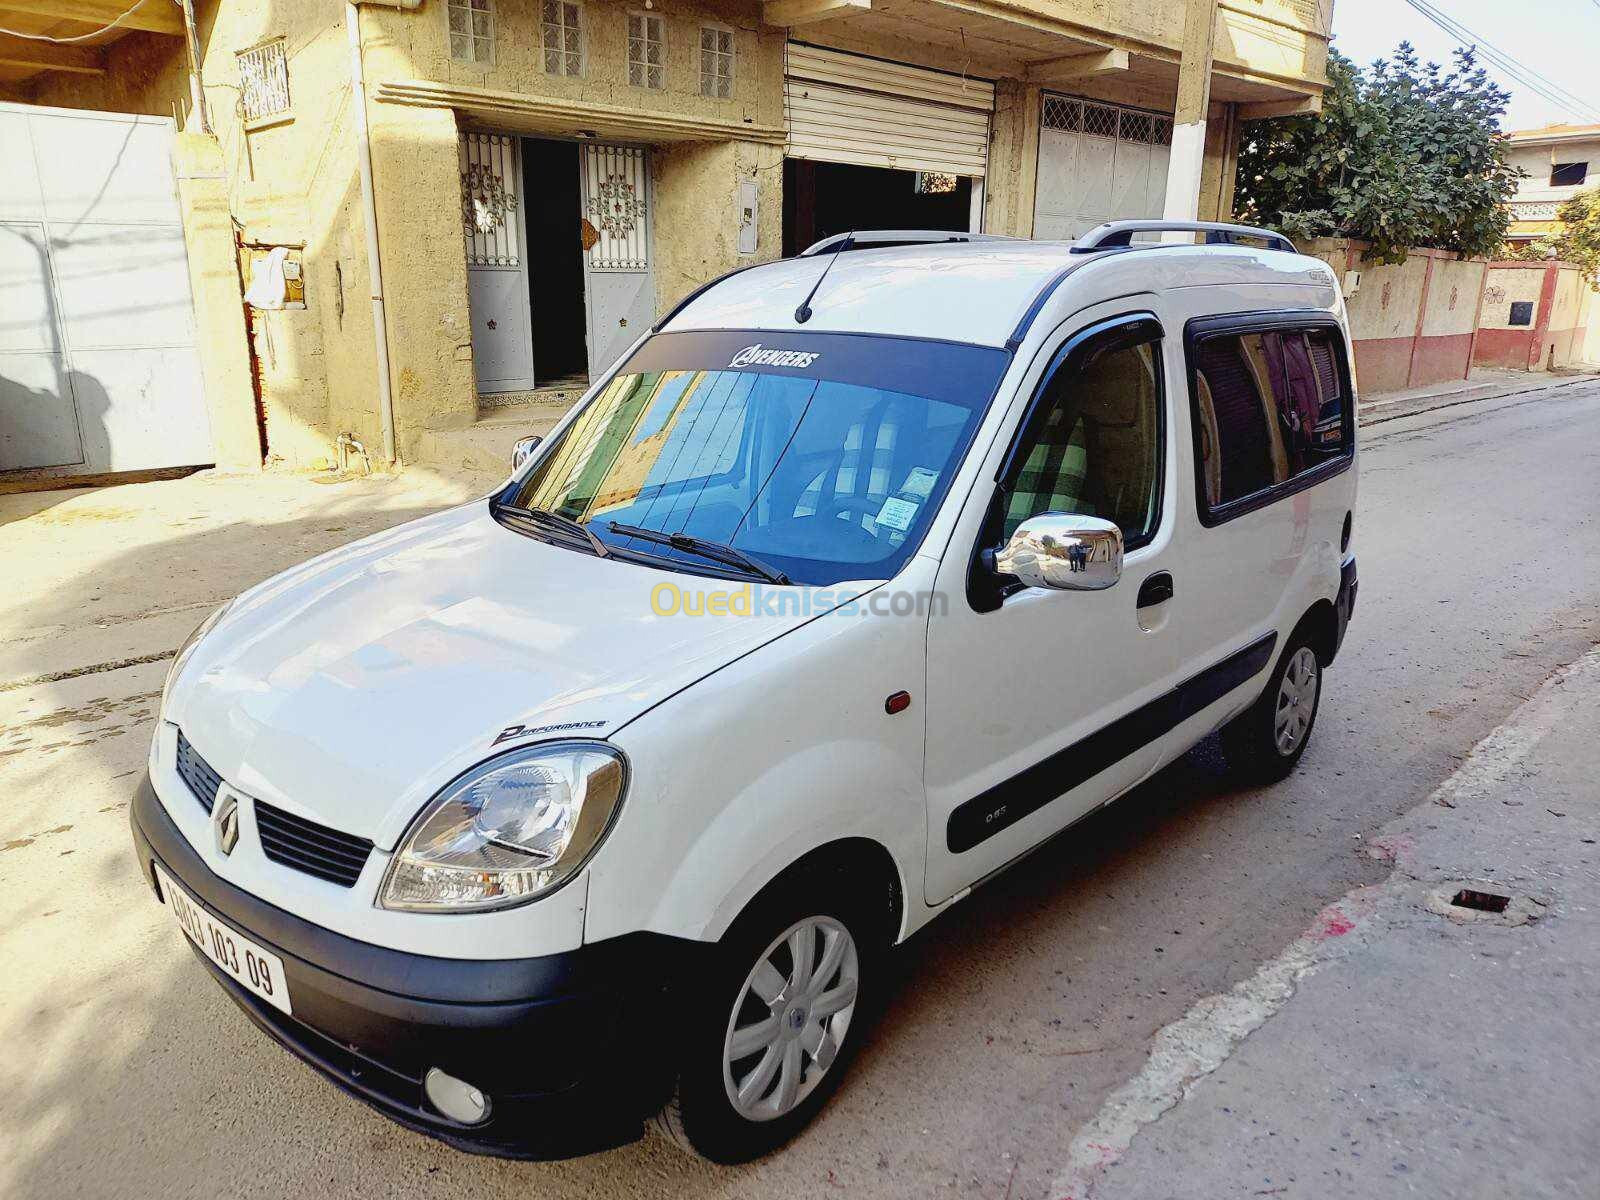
[{"x1": 795, "y1": 231, "x2": 853, "y2": 324}]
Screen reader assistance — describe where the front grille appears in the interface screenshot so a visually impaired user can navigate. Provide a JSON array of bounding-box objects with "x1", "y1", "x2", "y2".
[
  {"x1": 175, "y1": 730, "x2": 223, "y2": 814},
  {"x1": 254, "y1": 800, "x2": 373, "y2": 888}
]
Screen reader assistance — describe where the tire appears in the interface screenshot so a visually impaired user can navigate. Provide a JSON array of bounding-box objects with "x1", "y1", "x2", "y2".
[
  {"x1": 652, "y1": 871, "x2": 886, "y2": 1163},
  {"x1": 1221, "y1": 634, "x2": 1323, "y2": 783}
]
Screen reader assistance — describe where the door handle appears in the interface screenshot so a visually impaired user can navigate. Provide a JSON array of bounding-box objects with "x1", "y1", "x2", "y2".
[{"x1": 1137, "y1": 571, "x2": 1174, "y2": 608}]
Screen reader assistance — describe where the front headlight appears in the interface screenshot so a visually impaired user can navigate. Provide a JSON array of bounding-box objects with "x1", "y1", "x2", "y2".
[
  {"x1": 160, "y1": 600, "x2": 232, "y2": 717},
  {"x1": 378, "y1": 742, "x2": 627, "y2": 913}
]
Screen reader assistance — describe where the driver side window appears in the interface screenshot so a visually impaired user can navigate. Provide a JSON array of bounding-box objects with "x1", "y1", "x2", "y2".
[{"x1": 1001, "y1": 323, "x2": 1164, "y2": 549}]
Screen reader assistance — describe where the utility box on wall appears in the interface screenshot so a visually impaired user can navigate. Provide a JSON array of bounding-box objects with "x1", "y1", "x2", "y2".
[{"x1": 242, "y1": 244, "x2": 306, "y2": 310}]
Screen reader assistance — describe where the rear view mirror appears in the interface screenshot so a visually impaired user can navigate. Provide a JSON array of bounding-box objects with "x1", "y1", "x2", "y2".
[{"x1": 986, "y1": 513, "x2": 1122, "y2": 591}]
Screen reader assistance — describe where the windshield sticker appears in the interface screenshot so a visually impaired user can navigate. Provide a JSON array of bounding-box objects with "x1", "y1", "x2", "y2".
[
  {"x1": 899, "y1": 467, "x2": 940, "y2": 501},
  {"x1": 874, "y1": 496, "x2": 918, "y2": 532},
  {"x1": 729, "y1": 344, "x2": 821, "y2": 370}
]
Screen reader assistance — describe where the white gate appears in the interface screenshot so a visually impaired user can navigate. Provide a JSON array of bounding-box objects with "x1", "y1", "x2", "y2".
[
  {"x1": 1032, "y1": 94, "x2": 1173, "y2": 241},
  {"x1": 581, "y1": 143, "x2": 653, "y2": 378},
  {"x1": 461, "y1": 132, "x2": 536, "y2": 393},
  {"x1": 0, "y1": 103, "x2": 212, "y2": 474}
]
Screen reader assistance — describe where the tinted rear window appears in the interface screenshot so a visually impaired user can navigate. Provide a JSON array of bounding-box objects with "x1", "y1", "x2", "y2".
[{"x1": 1190, "y1": 324, "x2": 1351, "y2": 515}]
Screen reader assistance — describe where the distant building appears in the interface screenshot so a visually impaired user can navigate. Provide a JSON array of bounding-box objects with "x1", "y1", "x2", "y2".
[{"x1": 1503, "y1": 123, "x2": 1600, "y2": 247}]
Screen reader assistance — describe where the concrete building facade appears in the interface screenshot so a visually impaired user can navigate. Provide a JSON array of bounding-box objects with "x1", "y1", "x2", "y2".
[
  {"x1": 1, "y1": 0, "x2": 1333, "y2": 473},
  {"x1": 1503, "y1": 122, "x2": 1600, "y2": 247}
]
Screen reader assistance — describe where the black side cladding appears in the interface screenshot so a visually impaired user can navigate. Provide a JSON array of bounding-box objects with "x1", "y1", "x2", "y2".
[{"x1": 948, "y1": 632, "x2": 1278, "y2": 852}]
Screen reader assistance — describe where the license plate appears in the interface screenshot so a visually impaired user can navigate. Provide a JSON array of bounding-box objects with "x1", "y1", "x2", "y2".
[{"x1": 154, "y1": 863, "x2": 293, "y2": 1016}]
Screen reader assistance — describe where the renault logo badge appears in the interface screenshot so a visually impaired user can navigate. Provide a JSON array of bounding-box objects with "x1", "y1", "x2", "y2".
[{"x1": 214, "y1": 793, "x2": 240, "y2": 857}]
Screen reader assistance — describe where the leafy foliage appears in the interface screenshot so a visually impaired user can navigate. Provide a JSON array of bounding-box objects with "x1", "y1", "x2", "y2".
[
  {"x1": 1235, "y1": 44, "x2": 1521, "y2": 264},
  {"x1": 1551, "y1": 189, "x2": 1600, "y2": 289}
]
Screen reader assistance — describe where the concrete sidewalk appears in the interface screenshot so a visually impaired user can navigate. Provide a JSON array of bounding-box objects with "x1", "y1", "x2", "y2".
[
  {"x1": 1056, "y1": 647, "x2": 1600, "y2": 1200},
  {"x1": 1359, "y1": 367, "x2": 1600, "y2": 427}
]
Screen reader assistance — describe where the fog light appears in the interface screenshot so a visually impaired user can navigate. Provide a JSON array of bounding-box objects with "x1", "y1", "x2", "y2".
[{"x1": 424, "y1": 1067, "x2": 491, "y2": 1125}]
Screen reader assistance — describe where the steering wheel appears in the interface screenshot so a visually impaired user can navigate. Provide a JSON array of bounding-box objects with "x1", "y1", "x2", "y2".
[{"x1": 821, "y1": 494, "x2": 888, "y2": 529}]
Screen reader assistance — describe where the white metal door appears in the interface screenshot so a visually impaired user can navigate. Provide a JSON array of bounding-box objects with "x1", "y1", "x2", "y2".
[
  {"x1": 922, "y1": 302, "x2": 1181, "y2": 903},
  {"x1": 1033, "y1": 95, "x2": 1172, "y2": 241},
  {"x1": 581, "y1": 144, "x2": 653, "y2": 378},
  {"x1": 461, "y1": 132, "x2": 536, "y2": 393},
  {"x1": 0, "y1": 102, "x2": 212, "y2": 473},
  {"x1": 784, "y1": 43, "x2": 994, "y2": 179}
]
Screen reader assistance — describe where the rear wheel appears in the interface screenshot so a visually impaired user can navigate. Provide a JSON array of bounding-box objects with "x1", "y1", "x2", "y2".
[
  {"x1": 1222, "y1": 637, "x2": 1322, "y2": 782},
  {"x1": 653, "y1": 879, "x2": 882, "y2": 1162}
]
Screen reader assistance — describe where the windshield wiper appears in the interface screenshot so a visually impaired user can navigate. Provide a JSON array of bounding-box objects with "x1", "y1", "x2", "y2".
[
  {"x1": 607, "y1": 522, "x2": 790, "y2": 585},
  {"x1": 495, "y1": 502, "x2": 610, "y2": 559}
]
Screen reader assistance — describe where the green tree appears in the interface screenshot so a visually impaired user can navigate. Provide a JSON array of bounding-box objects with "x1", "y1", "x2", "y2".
[
  {"x1": 1235, "y1": 44, "x2": 1520, "y2": 264},
  {"x1": 1551, "y1": 188, "x2": 1600, "y2": 289}
]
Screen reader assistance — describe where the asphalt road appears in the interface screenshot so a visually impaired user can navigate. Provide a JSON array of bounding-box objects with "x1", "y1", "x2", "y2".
[{"x1": 3, "y1": 383, "x2": 1598, "y2": 1200}]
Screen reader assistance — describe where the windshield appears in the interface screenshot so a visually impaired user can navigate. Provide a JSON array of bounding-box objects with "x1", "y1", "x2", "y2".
[{"x1": 500, "y1": 330, "x2": 1009, "y2": 586}]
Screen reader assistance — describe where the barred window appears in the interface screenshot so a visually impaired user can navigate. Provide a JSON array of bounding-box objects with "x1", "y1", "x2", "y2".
[
  {"x1": 628, "y1": 12, "x2": 664, "y2": 89},
  {"x1": 448, "y1": 0, "x2": 494, "y2": 66},
  {"x1": 542, "y1": 0, "x2": 583, "y2": 77},
  {"x1": 699, "y1": 25, "x2": 733, "y2": 98},
  {"x1": 237, "y1": 39, "x2": 290, "y2": 126}
]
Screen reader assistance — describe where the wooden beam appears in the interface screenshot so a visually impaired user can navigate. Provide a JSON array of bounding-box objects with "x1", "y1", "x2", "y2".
[
  {"x1": 0, "y1": 0, "x2": 184, "y2": 36},
  {"x1": 763, "y1": 0, "x2": 870, "y2": 28},
  {"x1": 0, "y1": 31, "x2": 105, "y2": 73},
  {"x1": 1023, "y1": 48, "x2": 1129, "y2": 86},
  {"x1": 1238, "y1": 95, "x2": 1322, "y2": 120}
]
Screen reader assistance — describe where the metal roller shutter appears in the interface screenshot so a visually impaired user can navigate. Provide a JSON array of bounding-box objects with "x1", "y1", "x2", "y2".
[{"x1": 784, "y1": 44, "x2": 995, "y2": 178}]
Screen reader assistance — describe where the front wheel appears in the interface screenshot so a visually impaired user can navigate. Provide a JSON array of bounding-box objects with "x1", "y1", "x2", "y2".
[
  {"x1": 653, "y1": 881, "x2": 882, "y2": 1162},
  {"x1": 1221, "y1": 638, "x2": 1322, "y2": 783}
]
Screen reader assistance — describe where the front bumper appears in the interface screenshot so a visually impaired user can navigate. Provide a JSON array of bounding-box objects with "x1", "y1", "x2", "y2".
[{"x1": 129, "y1": 772, "x2": 702, "y2": 1158}]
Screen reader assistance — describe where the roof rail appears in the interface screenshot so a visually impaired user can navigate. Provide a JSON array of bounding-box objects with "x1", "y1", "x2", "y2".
[
  {"x1": 800, "y1": 230, "x2": 1015, "y2": 256},
  {"x1": 1071, "y1": 220, "x2": 1297, "y2": 255}
]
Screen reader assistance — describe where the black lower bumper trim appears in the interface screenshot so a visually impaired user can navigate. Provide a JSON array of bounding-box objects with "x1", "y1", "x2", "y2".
[
  {"x1": 130, "y1": 772, "x2": 704, "y2": 1158},
  {"x1": 1334, "y1": 554, "x2": 1358, "y2": 661}
]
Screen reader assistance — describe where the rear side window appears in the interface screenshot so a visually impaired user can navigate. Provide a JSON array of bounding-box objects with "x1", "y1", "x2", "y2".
[{"x1": 1188, "y1": 318, "x2": 1352, "y2": 522}]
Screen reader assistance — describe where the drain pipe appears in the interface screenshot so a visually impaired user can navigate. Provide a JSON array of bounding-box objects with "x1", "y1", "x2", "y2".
[
  {"x1": 346, "y1": 1, "x2": 398, "y2": 465},
  {"x1": 177, "y1": 0, "x2": 211, "y2": 135}
]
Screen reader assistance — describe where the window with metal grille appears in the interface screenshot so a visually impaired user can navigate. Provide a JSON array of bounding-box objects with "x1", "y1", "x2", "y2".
[
  {"x1": 448, "y1": 0, "x2": 494, "y2": 66},
  {"x1": 699, "y1": 25, "x2": 733, "y2": 98},
  {"x1": 1042, "y1": 94, "x2": 1171, "y2": 146},
  {"x1": 628, "y1": 11, "x2": 663, "y2": 89},
  {"x1": 542, "y1": 0, "x2": 583, "y2": 77},
  {"x1": 237, "y1": 39, "x2": 290, "y2": 126}
]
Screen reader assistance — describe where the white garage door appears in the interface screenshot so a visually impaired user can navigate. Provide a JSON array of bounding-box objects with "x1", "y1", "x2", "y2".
[
  {"x1": 0, "y1": 102, "x2": 212, "y2": 474},
  {"x1": 1032, "y1": 94, "x2": 1174, "y2": 241},
  {"x1": 784, "y1": 43, "x2": 995, "y2": 178}
]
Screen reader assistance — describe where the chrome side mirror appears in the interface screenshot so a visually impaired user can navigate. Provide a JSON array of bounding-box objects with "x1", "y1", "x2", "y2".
[
  {"x1": 511, "y1": 435, "x2": 541, "y2": 471},
  {"x1": 988, "y1": 513, "x2": 1123, "y2": 591}
]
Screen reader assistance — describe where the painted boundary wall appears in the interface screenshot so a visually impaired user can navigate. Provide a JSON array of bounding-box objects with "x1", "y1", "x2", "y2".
[
  {"x1": 1303, "y1": 238, "x2": 1488, "y2": 395},
  {"x1": 1475, "y1": 260, "x2": 1597, "y2": 372}
]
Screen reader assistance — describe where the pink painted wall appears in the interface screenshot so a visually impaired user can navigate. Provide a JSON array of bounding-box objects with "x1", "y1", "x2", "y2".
[
  {"x1": 1303, "y1": 239, "x2": 1488, "y2": 395},
  {"x1": 1474, "y1": 261, "x2": 1590, "y2": 372}
]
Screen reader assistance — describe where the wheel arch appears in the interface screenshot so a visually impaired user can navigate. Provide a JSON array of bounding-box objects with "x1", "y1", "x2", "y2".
[
  {"x1": 724, "y1": 836, "x2": 907, "y2": 951},
  {"x1": 1293, "y1": 597, "x2": 1341, "y2": 666}
]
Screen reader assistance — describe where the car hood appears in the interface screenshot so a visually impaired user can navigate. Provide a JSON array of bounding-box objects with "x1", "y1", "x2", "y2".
[{"x1": 167, "y1": 503, "x2": 868, "y2": 849}]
